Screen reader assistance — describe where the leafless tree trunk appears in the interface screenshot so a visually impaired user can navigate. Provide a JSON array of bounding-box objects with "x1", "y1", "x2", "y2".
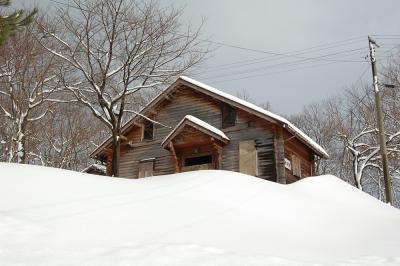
[
  {"x1": 0, "y1": 25, "x2": 61, "y2": 163},
  {"x1": 293, "y1": 56, "x2": 400, "y2": 206},
  {"x1": 36, "y1": 103, "x2": 108, "y2": 170},
  {"x1": 38, "y1": 0, "x2": 207, "y2": 176}
]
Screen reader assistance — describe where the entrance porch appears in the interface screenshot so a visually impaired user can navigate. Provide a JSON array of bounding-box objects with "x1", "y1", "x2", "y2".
[{"x1": 161, "y1": 115, "x2": 230, "y2": 173}]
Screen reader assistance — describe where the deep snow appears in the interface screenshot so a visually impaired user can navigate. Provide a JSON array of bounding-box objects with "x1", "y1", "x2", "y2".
[{"x1": 0, "y1": 163, "x2": 399, "y2": 265}]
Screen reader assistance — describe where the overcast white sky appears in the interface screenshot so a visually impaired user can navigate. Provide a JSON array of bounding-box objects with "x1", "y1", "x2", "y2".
[{"x1": 15, "y1": 0, "x2": 400, "y2": 115}]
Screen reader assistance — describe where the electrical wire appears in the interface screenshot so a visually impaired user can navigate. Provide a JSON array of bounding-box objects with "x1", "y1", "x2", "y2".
[
  {"x1": 204, "y1": 36, "x2": 367, "y2": 70},
  {"x1": 200, "y1": 47, "x2": 369, "y2": 81},
  {"x1": 45, "y1": 0, "x2": 400, "y2": 85}
]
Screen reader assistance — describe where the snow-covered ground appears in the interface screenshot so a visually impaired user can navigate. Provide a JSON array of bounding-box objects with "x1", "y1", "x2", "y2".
[{"x1": 0, "y1": 163, "x2": 399, "y2": 266}]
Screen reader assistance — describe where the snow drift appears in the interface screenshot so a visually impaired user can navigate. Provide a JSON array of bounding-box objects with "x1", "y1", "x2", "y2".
[{"x1": 0, "y1": 163, "x2": 399, "y2": 265}]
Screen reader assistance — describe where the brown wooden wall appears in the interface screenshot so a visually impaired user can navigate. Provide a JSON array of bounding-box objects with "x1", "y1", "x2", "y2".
[
  {"x1": 283, "y1": 131, "x2": 315, "y2": 183},
  {"x1": 116, "y1": 85, "x2": 277, "y2": 180},
  {"x1": 221, "y1": 109, "x2": 276, "y2": 181}
]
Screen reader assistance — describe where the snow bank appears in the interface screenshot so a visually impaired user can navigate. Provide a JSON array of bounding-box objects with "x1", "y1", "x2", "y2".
[{"x1": 0, "y1": 163, "x2": 399, "y2": 265}]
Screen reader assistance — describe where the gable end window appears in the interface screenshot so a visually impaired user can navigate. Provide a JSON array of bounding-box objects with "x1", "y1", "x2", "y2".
[
  {"x1": 143, "y1": 120, "x2": 154, "y2": 140},
  {"x1": 221, "y1": 103, "x2": 236, "y2": 128}
]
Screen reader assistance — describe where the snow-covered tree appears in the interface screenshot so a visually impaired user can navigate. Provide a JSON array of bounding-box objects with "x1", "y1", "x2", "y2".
[
  {"x1": 339, "y1": 127, "x2": 400, "y2": 191},
  {"x1": 37, "y1": 104, "x2": 108, "y2": 170},
  {"x1": 0, "y1": 26, "x2": 61, "y2": 163},
  {"x1": 38, "y1": 0, "x2": 207, "y2": 176},
  {"x1": 292, "y1": 53, "x2": 400, "y2": 207}
]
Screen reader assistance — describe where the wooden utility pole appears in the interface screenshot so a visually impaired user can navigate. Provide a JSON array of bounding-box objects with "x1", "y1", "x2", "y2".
[{"x1": 368, "y1": 36, "x2": 393, "y2": 204}]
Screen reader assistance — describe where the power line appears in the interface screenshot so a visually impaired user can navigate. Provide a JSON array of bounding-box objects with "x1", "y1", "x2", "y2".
[
  {"x1": 200, "y1": 40, "x2": 398, "y2": 76},
  {"x1": 195, "y1": 40, "x2": 398, "y2": 78},
  {"x1": 196, "y1": 40, "x2": 398, "y2": 84},
  {"x1": 200, "y1": 47, "x2": 368, "y2": 81},
  {"x1": 204, "y1": 36, "x2": 367, "y2": 70},
  {"x1": 208, "y1": 61, "x2": 348, "y2": 84},
  {"x1": 48, "y1": 0, "x2": 90, "y2": 12},
  {"x1": 198, "y1": 47, "x2": 395, "y2": 83},
  {"x1": 204, "y1": 42, "x2": 368, "y2": 73},
  {"x1": 370, "y1": 34, "x2": 400, "y2": 37},
  {"x1": 203, "y1": 39, "x2": 366, "y2": 64}
]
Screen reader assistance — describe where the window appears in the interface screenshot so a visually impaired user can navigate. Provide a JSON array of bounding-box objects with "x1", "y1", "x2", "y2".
[
  {"x1": 221, "y1": 103, "x2": 236, "y2": 128},
  {"x1": 184, "y1": 155, "x2": 212, "y2": 166},
  {"x1": 138, "y1": 159, "x2": 154, "y2": 178},
  {"x1": 143, "y1": 120, "x2": 153, "y2": 140}
]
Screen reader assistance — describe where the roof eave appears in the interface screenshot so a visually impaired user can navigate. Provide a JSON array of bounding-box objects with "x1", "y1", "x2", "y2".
[
  {"x1": 90, "y1": 79, "x2": 184, "y2": 158},
  {"x1": 284, "y1": 125, "x2": 329, "y2": 159}
]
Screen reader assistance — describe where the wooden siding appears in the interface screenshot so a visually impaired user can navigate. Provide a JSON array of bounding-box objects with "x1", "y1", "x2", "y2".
[
  {"x1": 221, "y1": 111, "x2": 276, "y2": 181},
  {"x1": 283, "y1": 130, "x2": 315, "y2": 183},
  {"x1": 117, "y1": 86, "x2": 276, "y2": 180}
]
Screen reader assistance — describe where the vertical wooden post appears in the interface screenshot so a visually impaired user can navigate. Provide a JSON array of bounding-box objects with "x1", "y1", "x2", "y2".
[
  {"x1": 211, "y1": 139, "x2": 222, "y2": 170},
  {"x1": 275, "y1": 126, "x2": 286, "y2": 184},
  {"x1": 169, "y1": 142, "x2": 180, "y2": 173}
]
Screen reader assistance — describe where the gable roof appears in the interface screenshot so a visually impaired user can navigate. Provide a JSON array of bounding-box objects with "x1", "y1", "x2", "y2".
[
  {"x1": 91, "y1": 76, "x2": 329, "y2": 159},
  {"x1": 161, "y1": 115, "x2": 230, "y2": 149}
]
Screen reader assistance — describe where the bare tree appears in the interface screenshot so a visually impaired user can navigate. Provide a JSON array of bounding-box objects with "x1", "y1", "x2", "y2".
[
  {"x1": 36, "y1": 103, "x2": 108, "y2": 170},
  {"x1": 236, "y1": 88, "x2": 273, "y2": 111},
  {"x1": 290, "y1": 96, "x2": 347, "y2": 177},
  {"x1": 0, "y1": 26, "x2": 61, "y2": 163},
  {"x1": 293, "y1": 70, "x2": 400, "y2": 206},
  {"x1": 339, "y1": 127, "x2": 400, "y2": 190},
  {"x1": 38, "y1": 0, "x2": 207, "y2": 176},
  {"x1": 338, "y1": 83, "x2": 400, "y2": 192}
]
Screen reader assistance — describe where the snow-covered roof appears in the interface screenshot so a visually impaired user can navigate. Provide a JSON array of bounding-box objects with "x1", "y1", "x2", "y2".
[
  {"x1": 179, "y1": 76, "x2": 328, "y2": 158},
  {"x1": 91, "y1": 76, "x2": 328, "y2": 159},
  {"x1": 82, "y1": 164, "x2": 107, "y2": 174},
  {"x1": 161, "y1": 115, "x2": 230, "y2": 148}
]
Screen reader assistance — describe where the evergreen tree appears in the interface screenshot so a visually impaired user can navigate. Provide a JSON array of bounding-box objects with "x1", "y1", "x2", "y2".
[{"x1": 0, "y1": 0, "x2": 37, "y2": 45}]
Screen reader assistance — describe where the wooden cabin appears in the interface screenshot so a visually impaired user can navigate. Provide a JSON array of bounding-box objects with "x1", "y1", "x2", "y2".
[{"x1": 90, "y1": 76, "x2": 328, "y2": 184}]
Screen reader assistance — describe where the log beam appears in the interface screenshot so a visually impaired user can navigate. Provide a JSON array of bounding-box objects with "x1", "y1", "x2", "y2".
[
  {"x1": 169, "y1": 142, "x2": 180, "y2": 173},
  {"x1": 275, "y1": 126, "x2": 286, "y2": 184}
]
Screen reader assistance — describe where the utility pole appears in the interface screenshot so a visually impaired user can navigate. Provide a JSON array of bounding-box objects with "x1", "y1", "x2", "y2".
[{"x1": 368, "y1": 36, "x2": 393, "y2": 205}]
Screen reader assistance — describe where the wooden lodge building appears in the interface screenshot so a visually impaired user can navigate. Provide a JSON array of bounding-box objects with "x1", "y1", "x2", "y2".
[{"x1": 90, "y1": 76, "x2": 328, "y2": 184}]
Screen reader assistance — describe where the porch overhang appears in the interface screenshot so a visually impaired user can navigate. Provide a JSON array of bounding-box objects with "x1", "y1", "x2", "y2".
[{"x1": 161, "y1": 115, "x2": 230, "y2": 149}]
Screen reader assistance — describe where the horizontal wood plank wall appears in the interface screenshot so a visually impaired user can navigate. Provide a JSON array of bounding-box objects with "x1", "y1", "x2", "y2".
[
  {"x1": 119, "y1": 86, "x2": 222, "y2": 178},
  {"x1": 119, "y1": 143, "x2": 174, "y2": 178},
  {"x1": 118, "y1": 85, "x2": 276, "y2": 179},
  {"x1": 283, "y1": 130, "x2": 315, "y2": 183},
  {"x1": 222, "y1": 110, "x2": 276, "y2": 181}
]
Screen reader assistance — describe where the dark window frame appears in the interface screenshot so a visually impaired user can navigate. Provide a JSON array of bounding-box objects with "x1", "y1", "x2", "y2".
[
  {"x1": 221, "y1": 103, "x2": 236, "y2": 128},
  {"x1": 184, "y1": 155, "x2": 212, "y2": 166},
  {"x1": 142, "y1": 120, "x2": 154, "y2": 141}
]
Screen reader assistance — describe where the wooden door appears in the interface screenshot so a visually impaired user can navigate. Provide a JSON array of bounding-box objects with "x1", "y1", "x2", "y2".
[{"x1": 239, "y1": 140, "x2": 257, "y2": 176}]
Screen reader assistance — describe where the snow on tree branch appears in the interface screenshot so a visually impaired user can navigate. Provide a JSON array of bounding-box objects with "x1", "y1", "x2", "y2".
[{"x1": 38, "y1": 0, "x2": 208, "y2": 176}]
